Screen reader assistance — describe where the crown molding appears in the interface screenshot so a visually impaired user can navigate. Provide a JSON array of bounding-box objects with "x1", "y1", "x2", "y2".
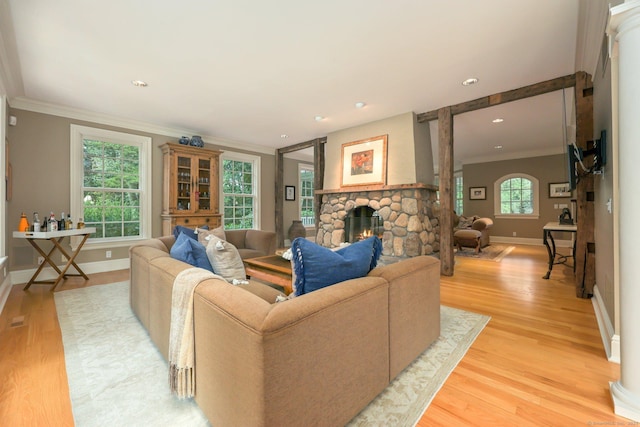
[
  {"x1": 576, "y1": 0, "x2": 616, "y2": 80},
  {"x1": 8, "y1": 96, "x2": 276, "y2": 156}
]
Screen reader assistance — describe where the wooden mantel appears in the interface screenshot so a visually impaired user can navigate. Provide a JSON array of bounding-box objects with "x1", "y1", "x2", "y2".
[{"x1": 316, "y1": 182, "x2": 438, "y2": 195}]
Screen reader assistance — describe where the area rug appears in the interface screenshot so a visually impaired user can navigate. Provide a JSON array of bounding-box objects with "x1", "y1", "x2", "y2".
[
  {"x1": 455, "y1": 244, "x2": 515, "y2": 261},
  {"x1": 55, "y1": 282, "x2": 489, "y2": 426}
]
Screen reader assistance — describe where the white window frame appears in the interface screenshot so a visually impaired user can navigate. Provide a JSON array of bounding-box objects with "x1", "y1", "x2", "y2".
[
  {"x1": 299, "y1": 163, "x2": 315, "y2": 228},
  {"x1": 70, "y1": 125, "x2": 152, "y2": 249},
  {"x1": 220, "y1": 152, "x2": 261, "y2": 230},
  {"x1": 493, "y1": 173, "x2": 540, "y2": 219}
]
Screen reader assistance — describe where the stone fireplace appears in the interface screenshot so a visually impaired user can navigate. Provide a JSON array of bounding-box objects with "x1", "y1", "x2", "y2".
[{"x1": 316, "y1": 183, "x2": 440, "y2": 259}]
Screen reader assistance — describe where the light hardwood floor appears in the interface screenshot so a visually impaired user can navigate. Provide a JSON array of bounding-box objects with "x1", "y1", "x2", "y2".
[{"x1": 0, "y1": 245, "x2": 627, "y2": 426}]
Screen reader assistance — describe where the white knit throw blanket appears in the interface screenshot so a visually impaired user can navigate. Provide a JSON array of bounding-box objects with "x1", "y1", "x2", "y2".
[{"x1": 169, "y1": 267, "x2": 222, "y2": 399}]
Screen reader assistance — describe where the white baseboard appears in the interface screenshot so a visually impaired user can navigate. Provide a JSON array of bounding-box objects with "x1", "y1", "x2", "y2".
[
  {"x1": 592, "y1": 284, "x2": 620, "y2": 363},
  {"x1": 611, "y1": 381, "x2": 640, "y2": 422},
  {"x1": 10, "y1": 258, "x2": 130, "y2": 287},
  {"x1": 0, "y1": 257, "x2": 11, "y2": 316},
  {"x1": 490, "y1": 236, "x2": 573, "y2": 248}
]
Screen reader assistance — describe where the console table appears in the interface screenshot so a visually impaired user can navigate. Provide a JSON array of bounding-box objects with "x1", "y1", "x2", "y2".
[
  {"x1": 542, "y1": 222, "x2": 577, "y2": 280},
  {"x1": 13, "y1": 228, "x2": 96, "y2": 291}
]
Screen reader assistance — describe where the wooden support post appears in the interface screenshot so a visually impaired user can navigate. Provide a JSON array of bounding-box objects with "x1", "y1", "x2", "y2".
[
  {"x1": 438, "y1": 107, "x2": 455, "y2": 276},
  {"x1": 574, "y1": 71, "x2": 595, "y2": 298},
  {"x1": 313, "y1": 139, "x2": 325, "y2": 240},
  {"x1": 275, "y1": 149, "x2": 285, "y2": 249}
]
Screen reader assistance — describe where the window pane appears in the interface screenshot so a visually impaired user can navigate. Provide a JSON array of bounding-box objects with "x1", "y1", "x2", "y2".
[
  {"x1": 222, "y1": 158, "x2": 257, "y2": 229},
  {"x1": 81, "y1": 138, "x2": 142, "y2": 239}
]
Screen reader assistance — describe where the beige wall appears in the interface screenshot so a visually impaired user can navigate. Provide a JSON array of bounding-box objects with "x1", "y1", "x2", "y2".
[
  {"x1": 462, "y1": 154, "x2": 571, "y2": 239},
  {"x1": 324, "y1": 112, "x2": 435, "y2": 189},
  {"x1": 6, "y1": 108, "x2": 276, "y2": 271}
]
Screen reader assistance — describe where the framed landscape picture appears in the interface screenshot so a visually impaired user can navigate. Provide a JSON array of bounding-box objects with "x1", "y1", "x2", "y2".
[
  {"x1": 340, "y1": 135, "x2": 388, "y2": 187},
  {"x1": 549, "y1": 182, "x2": 571, "y2": 198},
  {"x1": 469, "y1": 186, "x2": 486, "y2": 200}
]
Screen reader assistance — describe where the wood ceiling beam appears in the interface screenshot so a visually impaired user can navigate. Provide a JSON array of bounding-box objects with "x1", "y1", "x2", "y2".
[{"x1": 416, "y1": 73, "x2": 577, "y2": 122}]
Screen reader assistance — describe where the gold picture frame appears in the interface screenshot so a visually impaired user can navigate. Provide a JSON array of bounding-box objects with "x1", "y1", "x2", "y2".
[{"x1": 340, "y1": 135, "x2": 388, "y2": 187}]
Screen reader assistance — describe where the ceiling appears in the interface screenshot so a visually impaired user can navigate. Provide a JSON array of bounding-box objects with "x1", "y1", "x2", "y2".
[{"x1": 2, "y1": 0, "x2": 596, "y2": 167}]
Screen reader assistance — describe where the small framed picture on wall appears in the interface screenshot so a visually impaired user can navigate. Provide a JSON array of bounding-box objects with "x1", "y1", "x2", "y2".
[
  {"x1": 549, "y1": 182, "x2": 571, "y2": 198},
  {"x1": 469, "y1": 186, "x2": 486, "y2": 200},
  {"x1": 285, "y1": 185, "x2": 296, "y2": 201}
]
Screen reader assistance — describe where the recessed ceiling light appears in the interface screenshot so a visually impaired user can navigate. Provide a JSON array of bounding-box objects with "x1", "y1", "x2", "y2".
[
  {"x1": 280, "y1": 134, "x2": 289, "y2": 138},
  {"x1": 355, "y1": 102, "x2": 366, "y2": 109},
  {"x1": 494, "y1": 145, "x2": 503, "y2": 149},
  {"x1": 462, "y1": 78, "x2": 478, "y2": 86},
  {"x1": 314, "y1": 115, "x2": 324, "y2": 121},
  {"x1": 492, "y1": 118, "x2": 504, "y2": 123},
  {"x1": 131, "y1": 80, "x2": 148, "y2": 87}
]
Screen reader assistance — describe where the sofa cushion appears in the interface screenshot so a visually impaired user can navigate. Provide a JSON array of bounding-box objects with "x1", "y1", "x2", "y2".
[
  {"x1": 205, "y1": 235, "x2": 246, "y2": 282},
  {"x1": 291, "y1": 236, "x2": 382, "y2": 296},
  {"x1": 172, "y1": 224, "x2": 208, "y2": 241},
  {"x1": 456, "y1": 216, "x2": 475, "y2": 229},
  {"x1": 196, "y1": 225, "x2": 226, "y2": 247},
  {"x1": 169, "y1": 232, "x2": 214, "y2": 272}
]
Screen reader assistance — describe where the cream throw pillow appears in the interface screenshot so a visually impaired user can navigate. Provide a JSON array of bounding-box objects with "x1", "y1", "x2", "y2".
[
  {"x1": 205, "y1": 235, "x2": 246, "y2": 283},
  {"x1": 197, "y1": 225, "x2": 226, "y2": 247}
]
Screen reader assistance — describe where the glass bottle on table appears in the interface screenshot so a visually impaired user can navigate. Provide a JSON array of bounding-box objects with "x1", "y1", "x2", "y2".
[
  {"x1": 59, "y1": 212, "x2": 66, "y2": 230},
  {"x1": 48, "y1": 211, "x2": 58, "y2": 232},
  {"x1": 33, "y1": 212, "x2": 41, "y2": 232}
]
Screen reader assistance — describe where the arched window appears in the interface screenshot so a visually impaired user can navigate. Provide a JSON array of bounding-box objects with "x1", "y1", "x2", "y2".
[{"x1": 493, "y1": 173, "x2": 539, "y2": 219}]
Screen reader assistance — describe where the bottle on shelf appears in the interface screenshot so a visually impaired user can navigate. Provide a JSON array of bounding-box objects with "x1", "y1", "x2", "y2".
[
  {"x1": 77, "y1": 218, "x2": 85, "y2": 229},
  {"x1": 33, "y1": 212, "x2": 41, "y2": 232},
  {"x1": 66, "y1": 214, "x2": 73, "y2": 230},
  {"x1": 59, "y1": 212, "x2": 66, "y2": 230}
]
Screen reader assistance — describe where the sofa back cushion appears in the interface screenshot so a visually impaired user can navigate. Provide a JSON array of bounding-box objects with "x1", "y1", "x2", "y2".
[{"x1": 225, "y1": 229, "x2": 247, "y2": 249}]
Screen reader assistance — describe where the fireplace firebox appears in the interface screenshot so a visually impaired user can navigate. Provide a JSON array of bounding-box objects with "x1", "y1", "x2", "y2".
[{"x1": 345, "y1": 206, "x2": 382, "y2": 242}]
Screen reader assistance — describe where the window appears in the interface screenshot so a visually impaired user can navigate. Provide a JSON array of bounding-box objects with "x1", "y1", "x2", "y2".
[
  {"x1": 222, "y1": 153, "x2": 260, "y2": 229},
  {"x1": 433, "y1": 172, "x2": 463, "y2": 215},
  {"x1": 455, "y1": 173, "x2": 463, "y2": 215},
  {"x1": 494, "y1": 173, "x2": 539, "y2": 218},
  {"x1": 70, "y1": 125, "x2": 152, "y2": 245},
  {"x1": 299, "y1": 164, "x2": 315, "y2": 227}
]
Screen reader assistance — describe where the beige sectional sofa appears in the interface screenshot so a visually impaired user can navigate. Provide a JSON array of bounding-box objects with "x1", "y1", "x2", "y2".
[{"x1": 129, "y1": 234, "x2": 441, "y2": 427}]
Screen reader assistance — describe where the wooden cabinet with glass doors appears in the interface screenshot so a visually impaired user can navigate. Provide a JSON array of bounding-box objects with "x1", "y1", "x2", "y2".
[{"x1": 160, "y1": 143, "x2": 222, "y2": 236}]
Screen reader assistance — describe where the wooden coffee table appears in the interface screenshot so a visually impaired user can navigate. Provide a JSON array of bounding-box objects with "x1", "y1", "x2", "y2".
[{"x1": 244, "y1": 255, "x2": 293, "y2": 295}]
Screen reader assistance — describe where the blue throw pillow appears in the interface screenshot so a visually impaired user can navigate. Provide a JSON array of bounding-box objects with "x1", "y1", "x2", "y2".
[
  {"x1": 172, "y1": 225, "x2": 208, "y2": 241},
  {"x1": 291, "y1": 236, "x2": 382, "y2": 296},
  {"x1": 170, "y1": 232, "x2": 214, "y2": 272}
]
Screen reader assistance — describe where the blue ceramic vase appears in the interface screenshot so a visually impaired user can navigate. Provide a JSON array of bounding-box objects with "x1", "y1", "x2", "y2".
[{"x1": 190, "y1": 136, "x2": 204, "y2": 147}]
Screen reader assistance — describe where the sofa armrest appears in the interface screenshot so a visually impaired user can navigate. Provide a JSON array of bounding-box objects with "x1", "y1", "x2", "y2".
[
  {"x1": 193, "y1": 276, "x2": 390, "y2": 427},
  {"x1": 369, "y1": 256, "x2": 441, "y2": 379},
  {"x1": 472, "y1": 217, "x2": 493, "y2": 231}
]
